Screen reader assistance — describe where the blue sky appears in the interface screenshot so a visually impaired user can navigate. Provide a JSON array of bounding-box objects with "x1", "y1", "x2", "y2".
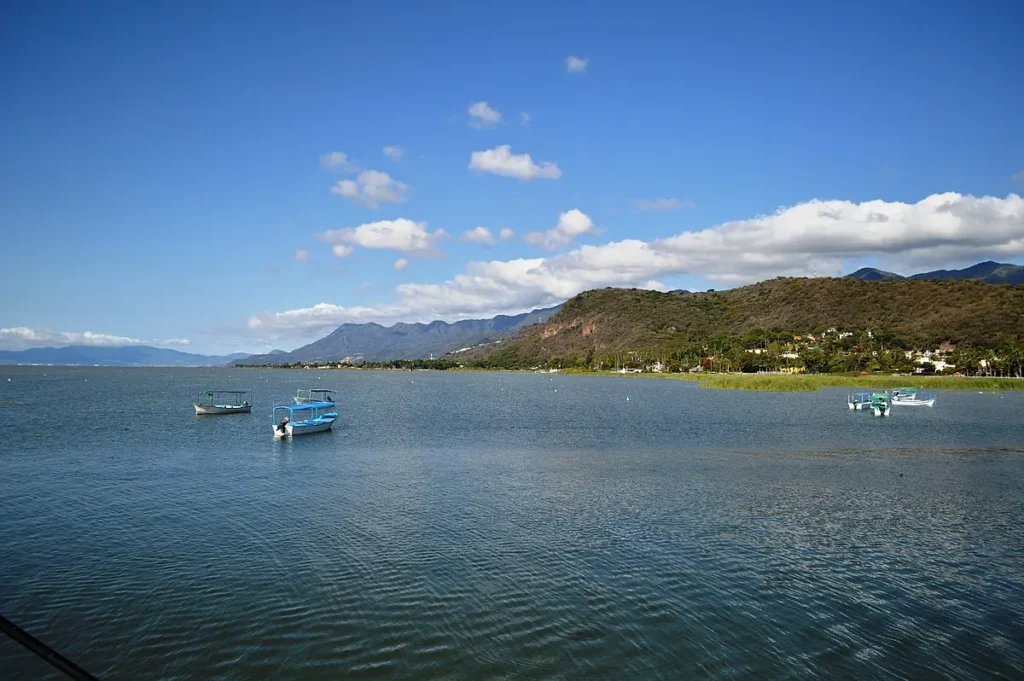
[{"x1": 2, "y1": 0, "x2": 1023, "y2": 354}]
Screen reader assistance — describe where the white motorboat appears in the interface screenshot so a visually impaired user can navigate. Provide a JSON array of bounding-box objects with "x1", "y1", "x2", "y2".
[
  {"x1": 294, "y1": 388, "x2": 336, "y2": 405},
  {"x1": 889, "y1": 388, "x2": 936, "y2": 407},
  {"x1": 848, "y1": 392, "x2": 872, "y2": 410}
]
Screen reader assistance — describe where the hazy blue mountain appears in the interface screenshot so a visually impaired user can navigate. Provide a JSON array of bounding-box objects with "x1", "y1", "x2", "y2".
[
  {"x1": 908, "y1": 261, "x2": 1024, "y2": 285},
  {"x1": 237, "y1": 306, "x2": 561, "y2": 364},
  {"x1": 0, "y1": 346, "x2": 250, "y2": 367},
  {"x1": 845, "y1": 267, "x2": 905, "y2": 281},
  {"x1": 846, "y1": 260, "x2": 1023, "y2": 284}
]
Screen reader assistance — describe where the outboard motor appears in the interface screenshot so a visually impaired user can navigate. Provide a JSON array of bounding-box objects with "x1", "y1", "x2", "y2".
[{"x1": 277, "y1": 417, "x2": 289, "y2": 433}]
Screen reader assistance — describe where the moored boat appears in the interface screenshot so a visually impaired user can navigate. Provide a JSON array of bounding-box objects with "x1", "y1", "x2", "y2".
[
  {"x1": 870, "y1": 393, "x2": 892, "y2": 417},
  {"x1": 848, "y1": 392, "x2": 872, "y2": 410},
  {"x1": 273, "y1": 402, "x2": 338, "y2": 438},
  {"x1": 889, "y1": 388, "x2": 935, "y2": 407},
  {"x1": 294, "y1": 388, "x2": 336, "y2": 405},
  {"x1": 194, "y1": 390, "x2": 252, "y2": 415}
]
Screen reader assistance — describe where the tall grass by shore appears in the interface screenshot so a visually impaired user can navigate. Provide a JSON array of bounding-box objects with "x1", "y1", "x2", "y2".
[{"x1": 643, "y1": 372, "x2": 1023, "y2": 392}]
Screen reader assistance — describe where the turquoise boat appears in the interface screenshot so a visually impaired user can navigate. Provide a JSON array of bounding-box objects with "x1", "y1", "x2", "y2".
[
  {"x1": 193, "y1": 389, "x2": 252, "y2": 415},
  {"x1": 870, "y1": 393, "x2": 892, "y2": 417}
]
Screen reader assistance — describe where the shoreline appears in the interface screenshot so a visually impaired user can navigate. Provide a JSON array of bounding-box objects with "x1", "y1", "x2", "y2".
[{"x1": 229, "y1": 365, "x2": 1024, "y2": 392}]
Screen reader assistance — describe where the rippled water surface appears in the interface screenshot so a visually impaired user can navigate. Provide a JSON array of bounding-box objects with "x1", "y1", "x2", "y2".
[{"x1": 2, "y1": 367, "x2": 1024, "y2": 679}]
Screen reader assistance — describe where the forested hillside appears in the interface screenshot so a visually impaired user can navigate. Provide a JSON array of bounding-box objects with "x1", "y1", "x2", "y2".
[{"x1": 470, "y1": 278, "x2": 1024, "y2": 371}]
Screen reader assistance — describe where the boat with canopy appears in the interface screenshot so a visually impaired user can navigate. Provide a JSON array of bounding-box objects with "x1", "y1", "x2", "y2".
[
  {"x1": 294, "y1": 388, "x2": 336, "y2": 405},
  {"x1": 193, "y1": 390, "x2": 252, "y2": 415},
  {"x1": 889, "y1": 388, "x2": 936, "y2": 407},
  {"x1": 847, "y1": 392, "x2": 872, "y2": 410},
  {"x1": 273, "y1": 402, "x2": 338, "y2": 438},
  {"x1": 870, "y1": 393, "x2": 892, "y2": 417}
]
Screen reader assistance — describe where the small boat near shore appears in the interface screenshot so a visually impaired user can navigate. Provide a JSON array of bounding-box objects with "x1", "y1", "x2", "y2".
[
  {"x1": 193, "y1": 390, "x2": 252, "y2": 415},
  {"x1": 848, "y1": 392, "x2": 872, "y2": 410},
  {"x1": 889, "y1": 388, "x2": 936, "y2": 407},
  {"x1": 870, "y1": 393, "x2": 892, "y2": 417},
  {"x1": 273, "y1": 402, "x2": 337, "y2": 438},
  {"x1": 294, "y1": 388, "x2": 336, "y2": 405}
]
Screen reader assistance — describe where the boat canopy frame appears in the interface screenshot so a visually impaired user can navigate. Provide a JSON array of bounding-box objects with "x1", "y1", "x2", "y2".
[
  {"x1": 295, "y1": 388, "x2": 337, "y2": 402},
  {"x1": 195, "y1": 389, "x2": 252, "y2": 407},
  {"x1": 273, "y1": 402, "x2": 338, "y2": 421}
]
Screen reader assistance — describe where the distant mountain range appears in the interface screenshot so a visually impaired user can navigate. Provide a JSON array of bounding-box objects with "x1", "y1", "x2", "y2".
[
  {"x1": 847, "y1": 260, "x2": 1024, "y2": 285},
  {"x1": 0, "y1": 345, "x2": 250, "y2": 367},
  {"x1": 235, "y1": 306, "x2": 561, "y2": 365},
  {"x1": 5, "y1": 262, "x2": 1018, "y2": 367}
]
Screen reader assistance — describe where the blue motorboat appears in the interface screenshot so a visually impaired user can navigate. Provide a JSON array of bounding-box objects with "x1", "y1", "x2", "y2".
[{"x1": 272, "y1": 402, "x2": 338, "y2": 438}]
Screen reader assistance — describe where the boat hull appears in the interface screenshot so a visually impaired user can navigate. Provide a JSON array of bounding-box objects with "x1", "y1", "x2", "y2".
[
  {"x1": 194, "y1": 404, "x2": 252, "y2": 415},
  {"x1": 892, "y1": 398, "x2": 935, "y2": 407},
  {"x1": 273, "y1": 416, "x2": 337, "y2": 438}
]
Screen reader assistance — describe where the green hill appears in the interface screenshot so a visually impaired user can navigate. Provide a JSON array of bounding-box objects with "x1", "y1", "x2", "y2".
[{"x1": 471, "y1": 277, "x2": 1024, "y2": 368}]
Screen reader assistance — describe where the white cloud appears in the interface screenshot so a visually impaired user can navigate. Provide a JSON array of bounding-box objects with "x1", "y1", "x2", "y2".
[
  {"x1": 383, "y1": 146, "x2": 405, "y2": 161},
  {"x1": 0, "y1": 327, "x2": 193, "y2": 351},
  {"x1": 249, "y1": 193, "x2": 1024, "y2": 339},
  {"x1": 566, "y1": 56, "x2": 588, "y2": 73},
  {"x1": 330, "y1": 170, "x2": 408, "y2": 208},
  {"x1": 360, "y1": 281, "x2": 376, "y2": 290},
  {"x1": 525, "y1": 209, "x2": 597, "y2": 250},
  {"x1": 331, "y1": 244, "x2": 353, "y2": 258},
  {"x1": 460, "y1": 226, "x2": 496, "y2": 246},
  {"x1": 469, "y1": 145, "x2": 562, "y2": 181},
  {"x1": 292, "y1": 249, "x2": 310, "y2": 262},
  {"x1": 320, "y1": 151, "x2": 358, "y2": 171},
  {"x1": 468, "y1": 101, "x2": 502, "y2": 128},
  {"x1": 520, "y1": 112, "x2": 531, "y2": 125},
  {"x1": 631, "y1": 198, "x2": 694, "y2": 212},
  {"x1": 393, "y1": 258, "x2": 409, "y2": 271},
  {"x1": 499, "y1": 227, "x2": 516, "y2": 240},
  {"x1": 319, "y1": 218, "x2": 448, "y2": 255},
  {"x1": 247, "y1": 304, "x2": 410, "y2": 335}
]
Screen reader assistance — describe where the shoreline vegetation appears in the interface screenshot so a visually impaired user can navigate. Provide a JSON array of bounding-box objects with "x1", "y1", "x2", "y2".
[{"x1": 239, "y1": 363, "x2": 1024, "y2": 392}]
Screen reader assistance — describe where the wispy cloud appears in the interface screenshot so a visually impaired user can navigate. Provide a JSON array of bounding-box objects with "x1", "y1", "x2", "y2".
[
  {"x1": 330, "y1": 170, "x2": 408, "y2": 208},
  {"x1": 292, "y1": 249, "x2": 310, "y2": 262},
  {"x1": 525, "y1": 209, "x2": 597, "y2": 250},
  {"x1": 318, "y1": 218, "x2": 448, "y2": 255},
  {"x1": 520, "y1": 112, "x2": 531, "y2": 125},
  {"x1": 469, "y1": 145, "x2": 561, "y2": 181},
  {"x1": 331, "y1": 244, "x2": 353, "y2": 258},
  {"x1": 250, "y1": 193, "x2": 1024, "y2": 339},
  {"x1": 468, "y1": 101, "x2": 502, "y2": 128},
  {"x1": 383, "y1": 146, "x2": 405, "y2": 161},
  {"x1": 566, "y1": 56, "x2": 589, "y2": 73},
  {"x1": 1012, "y1": 170, "x2": 1024, "y2": 187},
  {"x1": 631, "y1": 198, "x2": 694, "y2": 212},
  {"x1": 393, "y1": 258, "x2": 409, "y2": 271},
  {"x1": 499, "y1": 227, "x2": 515, "y2": 240},
  {"x1": 0, "y1": 327, "x2": 193, "y2": 351},
  {"x1": 320, "y1": 151, "x2": 358, "y2": 171},
  {"x1": 459, "y1": 226, "x2": 495, "y2": 246}
]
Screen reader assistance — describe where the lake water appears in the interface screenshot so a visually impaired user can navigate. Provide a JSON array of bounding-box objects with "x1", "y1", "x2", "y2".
[{"x1": 1, "y1": 367, "x2": 1023, "y2": 680}]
